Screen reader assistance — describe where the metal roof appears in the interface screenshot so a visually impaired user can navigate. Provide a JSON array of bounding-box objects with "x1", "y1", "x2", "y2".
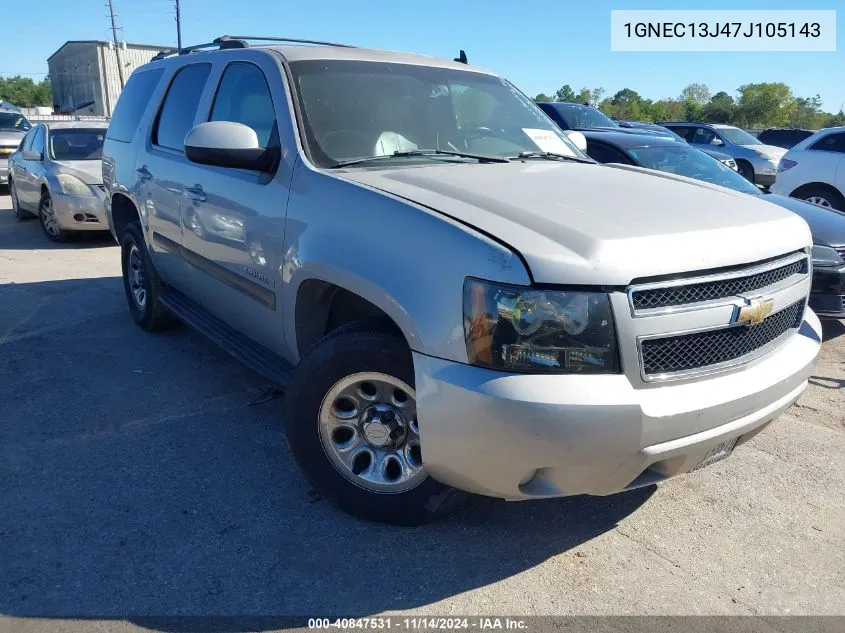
[{"x1": 48, "y1": 40, "x2": 170, "y2": 62}]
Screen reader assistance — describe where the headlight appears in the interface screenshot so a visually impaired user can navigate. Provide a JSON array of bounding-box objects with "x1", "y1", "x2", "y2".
[
  {"x1": 811, "y1": 244, "x2": 844, "y2": 267},
  {"x1": 56, "y1": 173, "x2": 93, "y2": 196},
  {"x1": 463, "y1": 278, "x2": 620, "y2": 374}
]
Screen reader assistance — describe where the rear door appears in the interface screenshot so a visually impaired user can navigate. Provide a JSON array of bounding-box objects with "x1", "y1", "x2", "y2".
[
  {"x1": 177, "y1": 51, "x2": 298, "y2": 354},
  {"x1": 10, "y1": 128, "x2": 36, "y2": 208},
  {"x1": 140, "y1": 62, "x2": 213, "y2": 288},
  {"x1": 808, "y1": 132, "x2": 845, "y2": 192}
]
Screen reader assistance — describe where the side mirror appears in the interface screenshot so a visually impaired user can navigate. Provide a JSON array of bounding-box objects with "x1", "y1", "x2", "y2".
[
  {"x1": 22, "y1": 149, "x2": 43, "y2": 161},
  {"x1": 184, "y1": 121, "x2": 279, "y2": 172},
  {"x1": 564, "y1": 130, "x2": 588, "y2": 152},
  {"x1": 711, "y1": 137, "x2": 724, "y2": 146}
]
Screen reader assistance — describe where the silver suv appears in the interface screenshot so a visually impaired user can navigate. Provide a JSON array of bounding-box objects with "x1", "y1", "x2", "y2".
[{"x1": 103, "y1": 36, "x2": 821, "y2": 525}]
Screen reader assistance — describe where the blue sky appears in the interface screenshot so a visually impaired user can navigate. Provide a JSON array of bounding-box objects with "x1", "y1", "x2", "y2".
[{"x1": 2, "y1": 0, "x2": 843, "y2": 112}]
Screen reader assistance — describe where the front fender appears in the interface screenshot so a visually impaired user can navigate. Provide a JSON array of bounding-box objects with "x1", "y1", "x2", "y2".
[{"x1": 282, "y1": 161, "x2": 531, "y2": 363}]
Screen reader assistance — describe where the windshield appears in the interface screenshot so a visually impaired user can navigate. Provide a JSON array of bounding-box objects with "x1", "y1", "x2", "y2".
[
  {"x1": 553, "y1": 104, "x2": 618, "y2": 129},
  {"x1": 289, "y1": 60, "x2": 580, "y2": 168},
  {"x1": 0, "y1": 112, "x2": 31, "y2": 133},
  {"x1": 628, "y1": 145, "x2": 761, "y2": 195},
  {"x1": 49, "y1": 128, "x2": 105, "y2": 161},
  {"x1": 717, "y1": 127, "x2": 761, "y2": 146}
]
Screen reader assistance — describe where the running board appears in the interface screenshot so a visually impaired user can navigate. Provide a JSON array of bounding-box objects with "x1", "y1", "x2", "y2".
[{"x1": 160, "y1": 290, "x2": 294, "y2": 387}]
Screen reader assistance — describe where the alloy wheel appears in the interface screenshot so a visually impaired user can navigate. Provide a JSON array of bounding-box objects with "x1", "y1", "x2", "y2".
[
  {"x1": 805, "y1": 196, "x2": 832, "y2": 208},
  {"x1": 127, "y1": 244, "x2": 147, "y2": 310},
  {"x1": 40, "y1": 197, "x2": 60, "y2": 236}
]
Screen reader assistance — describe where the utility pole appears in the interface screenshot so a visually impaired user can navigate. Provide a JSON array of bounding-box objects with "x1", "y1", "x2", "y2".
[
  {"x1": 175, "y1": 0, "x2": 182, "y2": 50},
  {"x1": 107, "y1": 0, "x2": 125, "y2": 89}
]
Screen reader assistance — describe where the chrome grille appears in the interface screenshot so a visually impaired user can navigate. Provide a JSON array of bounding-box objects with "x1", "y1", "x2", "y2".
[
  {"x1": 641, "y1": 300, "x2": 804, "y2": 376},
  {"x1": 631, "y1": 258, "x2": 808, "y2": 311},
  {"x1": 836, "y1": 246, "x2": 845, "y2": 260}
]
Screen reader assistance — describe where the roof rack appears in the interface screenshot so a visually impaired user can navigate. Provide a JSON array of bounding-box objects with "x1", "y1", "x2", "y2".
[{"x1": 150, "y1": 35, "x2": 355, "y2": 62}]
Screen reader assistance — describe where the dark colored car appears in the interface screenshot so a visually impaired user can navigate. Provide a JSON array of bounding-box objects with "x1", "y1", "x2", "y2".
[
  {"x1": 757, "y1": 128, "x2": 816, "y2": 150},
  {"x1": 616, "y1": 120, "x2": 686, "y2": 143},
  {"x1": 581, "y1": 130, "x2": 845, "y2": 318}
]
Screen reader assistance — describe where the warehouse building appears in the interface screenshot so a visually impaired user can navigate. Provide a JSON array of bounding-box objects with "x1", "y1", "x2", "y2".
[{"x1": 47, "y1": 40, "x2": 167, "y2": 116}]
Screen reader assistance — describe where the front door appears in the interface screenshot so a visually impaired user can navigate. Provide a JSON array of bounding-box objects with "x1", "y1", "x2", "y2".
[
  {"x1": 179, "y1": 55, "x2": 297, "y2": 355},
  {"x1": 17, "y1": 125, "x2": 46, "y2": 208}
]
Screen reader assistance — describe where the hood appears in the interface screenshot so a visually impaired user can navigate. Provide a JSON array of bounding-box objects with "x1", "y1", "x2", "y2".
[
  {"x1": 0, "y1": 130, "x2": 25, "y2": 147},
  {"x1": 761, "y1": 193, "x2": 845, "y2": 248},
  {"x1": 700, "y1": 148, "x2": 733, "y2": 161},
  {"x1": 53, "y1": 160, "x2": 103, "y2": 185},
  {"x1": 336, "y1": 161, "x2": 811, "y2": 285},
  {"x1": 747, "y1": 144, "x2": 787, "y2": 159}
]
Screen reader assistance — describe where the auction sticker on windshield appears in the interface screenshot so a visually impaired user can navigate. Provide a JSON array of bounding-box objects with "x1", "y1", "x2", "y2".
[{"x1": 522, "y1": 128, "x2": 573, "y2": 155}]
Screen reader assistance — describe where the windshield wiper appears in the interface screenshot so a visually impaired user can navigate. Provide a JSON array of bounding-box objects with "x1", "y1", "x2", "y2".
[
  {"x1": 511, "y1": 151, "x2": 595, "y2": 164},
  {"x1": 331, "y1": 149, "x2": 509, "y2": 168}
]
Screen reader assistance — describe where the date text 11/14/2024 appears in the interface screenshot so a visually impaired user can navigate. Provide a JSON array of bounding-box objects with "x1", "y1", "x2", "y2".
[{"x1": 308, "y1": 618, "x2": 529, "y2": 630}]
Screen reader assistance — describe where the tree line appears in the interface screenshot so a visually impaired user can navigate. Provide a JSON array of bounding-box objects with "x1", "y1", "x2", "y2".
[
  {"x1": 0, "y1": 75, "x2": 52, "y2": 108},
  {"x1": 534, "y1": 82, "x2": 845, "y2": 130}
]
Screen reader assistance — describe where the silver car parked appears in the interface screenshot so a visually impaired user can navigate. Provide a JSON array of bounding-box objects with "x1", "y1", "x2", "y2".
[
  {"x1": 8, "y1": 121, "x2": 109, "y2": 242},
  {"x1": 0, "y1": 109, "x2": 32, "y2": 185},
  {"x1": 663, "y1": 122, "x2": 786, "y2": 187}
]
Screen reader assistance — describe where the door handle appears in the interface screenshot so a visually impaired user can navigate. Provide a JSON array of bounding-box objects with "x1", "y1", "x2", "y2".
[
  {"x1": 186, "y1": 185, "x2": 207, "y2": 202},
  {"x1": 136, "y1": 166, "x2": 152, "y2": 181}
]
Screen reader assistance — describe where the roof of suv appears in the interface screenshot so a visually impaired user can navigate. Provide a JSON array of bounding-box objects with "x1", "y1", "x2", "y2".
[{"x1": 153, "y1": 39, "x2": 493, "y2": 74}]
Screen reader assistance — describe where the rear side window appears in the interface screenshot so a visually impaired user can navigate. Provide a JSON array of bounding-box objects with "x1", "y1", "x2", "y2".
[
  {"x1": 668, "y1": 126, "x2": 693, "y2": 142},
  {"x1": 810, "y1": 132, "x2": 845, "y2": 154},
  {"x1": 153, "y1": 63, "x2": 212, "y2": 151},
  {"x1": 586, "y1": 140, "x2": 631, "y2": 164},
  {"x1": 210, "y1": 62, "x2": 277, "y2": 148},
  {"x1": 107, "y1": 68, "x2": 164, "y2": 143}
]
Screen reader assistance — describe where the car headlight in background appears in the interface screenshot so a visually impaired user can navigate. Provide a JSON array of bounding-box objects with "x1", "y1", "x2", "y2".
[
  {"x1": 463, "y1": 279, "x2": 619, "y2": 374},
  {"x1": 752, "y1": 149, "x2": 780, "y2": 162},
  {"x1": 56, "y1": 173, "x2": 93, "y2": 196},
  {"x1": 811, "y1": 243, "x2": 844, "y2": 267}
]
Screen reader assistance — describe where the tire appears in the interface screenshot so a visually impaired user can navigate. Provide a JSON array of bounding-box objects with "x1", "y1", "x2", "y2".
[
  {"x1": 9, "y1": 179, "x2": 34, "y2": 220},
  {"x1": 120, "y1": 221, "x2": 178, "y2": 332},
  {"x1": 38, "y1": 190, "x2": 73, "y2": 242},
  {"x1": 736, "y1": 161, "x2": 755, "y2": 184},
  {"x1": 797, "y1": 185, "x2": 845, "y2": 212},
  {"x1": 284, "y1": 327, "x2": 467, "y2": 525}
]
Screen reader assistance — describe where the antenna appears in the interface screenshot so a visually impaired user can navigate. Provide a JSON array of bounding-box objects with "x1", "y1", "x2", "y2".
[
  {"x1": 106, "y1": 0, "x2": 125, "y2": 88},
  {"x1": 454, "y1": 49, "x2": 468, "y2": 64}
]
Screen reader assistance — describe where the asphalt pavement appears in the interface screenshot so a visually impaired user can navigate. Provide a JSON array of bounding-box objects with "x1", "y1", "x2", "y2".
[{"x1": 0, "y1": 192, "x2": 843, "y2": 632}]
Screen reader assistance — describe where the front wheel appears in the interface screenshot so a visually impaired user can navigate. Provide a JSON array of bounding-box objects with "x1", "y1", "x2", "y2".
[
  {"x1": 284, "y1": 327, "x2": 466, "y2": 525},
  {"x1": 38, "y1": 191, "x2": 73, "y2": 242},
  {"x1": 737, "y1": 161, "x2": 755, "y2": 184}
]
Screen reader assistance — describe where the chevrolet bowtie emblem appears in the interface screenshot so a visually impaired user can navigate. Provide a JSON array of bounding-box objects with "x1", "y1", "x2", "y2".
[{"x1": 734, "y1": 298, "x2": 775, "y2": 326}]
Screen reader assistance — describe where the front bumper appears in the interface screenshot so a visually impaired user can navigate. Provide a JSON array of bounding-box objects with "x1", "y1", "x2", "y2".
[
  {"x1": 414, "y1": 309, "x2": 821, "y2": 500},
  {"x1": 52, "y1": 190, "x2": 108, "y2": 232},
  {"x1": 0, "y1": 162, "x2": 8, "y2": 184},
  {"x1": 748, "y1": 156, "x2": 780, "y2": 187},
  {"x1": 810, "y1": 263, "x2": 845, "y2": 318}
]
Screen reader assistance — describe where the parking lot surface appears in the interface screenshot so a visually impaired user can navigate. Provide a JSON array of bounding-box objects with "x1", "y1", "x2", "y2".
[{"x1": 0, "y1": 192, "x2": 843, "y2": 630}]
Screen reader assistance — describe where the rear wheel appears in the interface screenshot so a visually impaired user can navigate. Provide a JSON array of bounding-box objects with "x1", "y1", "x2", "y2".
[
  {"x1": 38, "y1": 191, "x2": 73, "y2": 242},
  {"x1": 284, "y1": 327, "x2": 466, "y2": 525},
  {"x1": 120, "y1": 221, "x2": 178, "y2": 332}
]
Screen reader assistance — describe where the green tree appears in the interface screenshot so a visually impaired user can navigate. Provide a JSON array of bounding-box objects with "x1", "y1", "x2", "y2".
[
  {"x1": 554, "y1": 84, "x2": 577, "y2": 103},
  {"x1": 680, "y1": 83, "x2": 711, "y2": 105},
  {"x1": 734, "y1": 82, "x2": 795, "y2": 128},
  {"x1": 534, "y1": 93, "x2": 552, "y2": 102},
  {"x1": 789, "y1": 95, "x2": 824, "y2": 129},
  {"x1": 0, "y1": 75, "x2": 51, "y2": 107},
  {"x1": 701, "y1": 91, "x2": 735, "y2": 123}
]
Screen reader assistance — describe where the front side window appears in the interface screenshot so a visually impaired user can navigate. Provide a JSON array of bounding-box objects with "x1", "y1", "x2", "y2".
[
  {"x1": 691, "y1": 127, "x2": 718, "y2": 145},
  {"x1": 49, "y1": 128, "x2": 105, "y2": 161},
  {"x1": 0, "y1": 112, "x2": 31, "y2": 133},
  {"x1": 717, "y1": 127, "x2": 761, "y2": 146},
  {"x1": 153, "y1": 63, "x2": 212, "y2": 151},
  {"x1": 289, "y1": 60, "x2": 579, "y2": 167},
  {"x1": 210, "y1": 62, "x2": 276, "y2": 148},
  {"x1": 628, "y1": 145, "x2": 761, "y2": 194},
  {"x1": 810, "y1": 132, "x2": 845, "y2": 154},
  {"x1": 30, "y1": 126, "x2": 45, "y2": 157},
  {"x1": 586, "y1": 140, "x2": 631, "y2": 164}
]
